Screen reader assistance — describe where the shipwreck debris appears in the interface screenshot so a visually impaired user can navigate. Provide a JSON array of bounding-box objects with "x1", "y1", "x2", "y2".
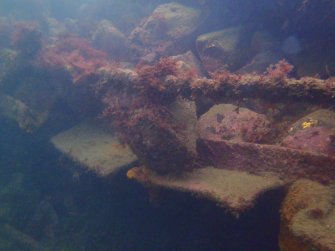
[
  {"x1": 51, "y1": 121, "x2": 137, "y2": 177},
  {"x1": 127, "y1": 166, "x2": 284, "y2": 215}
]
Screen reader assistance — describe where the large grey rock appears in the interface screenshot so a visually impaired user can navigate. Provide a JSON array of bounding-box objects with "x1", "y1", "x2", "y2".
[
  {"x1": 196, "y1": 27, "x2": 250, "y2": 73},
  {"x1": 129, "y1": 2, "x2": 203, "y2": 57},
  {"x1": 92, "y1": 20, "x2": 129, "y2": 60},
  {"x1": 0, "y1": 93, "x2": 47, "y2": 132}
]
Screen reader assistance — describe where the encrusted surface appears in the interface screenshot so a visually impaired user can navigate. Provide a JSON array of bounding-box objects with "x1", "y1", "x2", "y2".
[
  {"x1": 129, "y1": 166, "x2": 283, "y2": 214},
  {"x1": 280, "y1": 179, "x2": 335, "y2": 251},
  {"x1": 198, "y1": 139, "x2": 335, "y2": 184}
]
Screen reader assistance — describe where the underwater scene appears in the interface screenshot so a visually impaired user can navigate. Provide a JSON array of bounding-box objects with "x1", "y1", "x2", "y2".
[{"x1": 0, "y1": 0, "x2": 335, "y2": 250}]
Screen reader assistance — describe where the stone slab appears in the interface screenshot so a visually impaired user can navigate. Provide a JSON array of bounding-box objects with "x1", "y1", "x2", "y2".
[
  {"x1": 51, "y1": 121, "x2": 137, "y2": 176},
  {"x1": 129, "y1": 166, "x2": 283, "y2": 215}
]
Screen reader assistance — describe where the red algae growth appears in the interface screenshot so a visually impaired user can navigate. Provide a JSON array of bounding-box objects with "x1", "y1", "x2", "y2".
[
  {"x1": 39, "y1": 36, "x2": 109, "y2": 84},
  {"x1": 1, "y1": 1, "x2": 335, "y2": 251}
]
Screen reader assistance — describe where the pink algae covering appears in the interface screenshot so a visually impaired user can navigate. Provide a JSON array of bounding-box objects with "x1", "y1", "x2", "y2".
[
  {"x1": 39, "y1": 36, "x2": 109, "y2": 84},
  {"x1": 198, "y1": 139, "x2": 335, "y2": 184},
  {"x1": 197, "y1": 104, "x2": 272, "y2": 143},
  {"x1": 282, "y1": 126, "x2": 335, "y2": 156}
]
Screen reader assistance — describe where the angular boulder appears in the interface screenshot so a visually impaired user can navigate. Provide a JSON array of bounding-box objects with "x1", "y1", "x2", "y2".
[
  {"x1": 279, "y1": 179, "x2": 335, "y2": 251},
  {"x1": 196, "y1": 27, "x2": 250, "y2": 73},
  {"x1": 281, "y1": 109, "x2": 335, "y2": 156},
  {"x1": 197, "y1": 104, "x2": 272, "y2": 143},
  {"x1": 129, "y1": 3, "x2": 203, "y2": 57},
  {"x1": 92, "y1": 20, "x2": 129, "y2": 61}
]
